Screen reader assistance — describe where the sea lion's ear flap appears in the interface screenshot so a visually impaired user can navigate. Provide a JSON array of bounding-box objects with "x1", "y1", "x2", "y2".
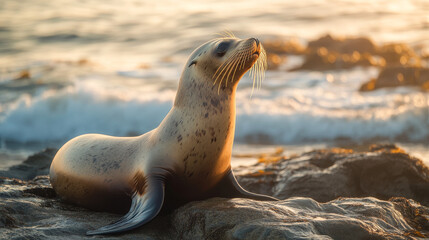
[
  {"x1": 86, "y1": 177, "x2": 165, "y2": 235},
  {"x1": 188, "y1": 59, "x2": 197, "y2": 67}
]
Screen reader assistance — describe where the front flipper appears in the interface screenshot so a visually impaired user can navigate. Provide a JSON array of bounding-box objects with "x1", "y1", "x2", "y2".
[
  {"x1": 86, "y1": 176, "x2": 165, "y2": 235},
  {"x1": 215, "y1": 170, "x2": 278, "y2": 201}
]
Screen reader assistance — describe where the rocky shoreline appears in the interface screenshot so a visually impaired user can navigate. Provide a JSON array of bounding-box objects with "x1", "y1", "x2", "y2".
[{"x1": 1, "y1": 144, "x2": 428, "y2": 239}]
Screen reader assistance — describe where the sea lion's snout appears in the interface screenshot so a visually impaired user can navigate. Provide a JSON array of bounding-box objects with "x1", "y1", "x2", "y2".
[
  {"x1": 248, "y1": 38, "x2": 261, "y2": 57},
  {"x1": 250, "y1": 37, "x2": 260, "y2": 47}
]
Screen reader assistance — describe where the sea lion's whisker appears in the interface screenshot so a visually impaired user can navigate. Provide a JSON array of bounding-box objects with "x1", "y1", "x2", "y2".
[
  {"x1": 225, "y1": 30, "x2": 235, "y2": 38},
  {"x1": 230, "y1": 54, "x2": 243, "y2": 83},
  {"x1": 213, "y1": 52, "x2": 237, "y2": 85},
  {"x1": 248, "y1": 44, "x2": 267, "y2": 92},
  {"x1": 233, "y1": 50, "x2": 246, "y2": 74},
  {"x1": 224, "y1": 59, "x2": 236, "y2": 87},
  {"x1": 221, "y1": 47, "x2": 248, "y2": 88},
  {"x1": 222, "y1": 58, "x2": 237, "y2": 88},
  {"x1": 215, "y1": 30, "x2": 236, "y2": 39},
  {"x1": 256, "y1": 61, "x2": 261, "y2": 89},
  {"x1": 226, "y1": 56, "x2": 242, "y2": 86},
  {"x1": 214, "y1": 53, "x2": 241, "y2": 92},
  {"x1": 220, "y1": 51, "x2": 242, "y2": 88},
  {"x1": 214, "y1": 51, "x2": 240, "y2": 85},
  {"x1": 239, "y1": 48, "x2": 250, "y2": 70}
]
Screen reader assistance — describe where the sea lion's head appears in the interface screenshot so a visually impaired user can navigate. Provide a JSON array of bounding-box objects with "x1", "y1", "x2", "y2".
[{"x1": 182, "y1": 35, "x2": 267, "y2": 93}]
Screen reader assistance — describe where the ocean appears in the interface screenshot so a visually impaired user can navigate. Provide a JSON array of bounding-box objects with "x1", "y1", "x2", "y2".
[{"x1": 1, "y1": 0, "x2": 428, "y2": 168}]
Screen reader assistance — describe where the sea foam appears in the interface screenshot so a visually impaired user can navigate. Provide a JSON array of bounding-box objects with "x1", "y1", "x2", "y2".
[{"x1": 1, "y1": 68, "x2": 429, "y2": 144}]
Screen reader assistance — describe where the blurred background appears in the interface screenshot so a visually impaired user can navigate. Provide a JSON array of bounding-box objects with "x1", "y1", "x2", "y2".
[{"x1": 0, "y1": 0, "x2": 428, "y2": 168}]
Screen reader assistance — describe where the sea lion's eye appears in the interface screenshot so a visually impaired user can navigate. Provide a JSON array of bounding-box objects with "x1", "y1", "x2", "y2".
[{"x1": 216, "y1": 42, "x2": 231, "y2": 57}]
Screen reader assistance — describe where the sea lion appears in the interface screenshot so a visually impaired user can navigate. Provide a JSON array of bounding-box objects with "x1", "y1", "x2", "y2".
[{"x1": 49, "y1": 35, "x2": 277, "y2": 235}]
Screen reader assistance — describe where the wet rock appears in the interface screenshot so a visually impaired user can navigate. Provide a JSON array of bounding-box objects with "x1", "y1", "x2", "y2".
[
  {"x1": 291, "y1": 34, "x2": 381, "y2": 71},
  {"x1": 236, "y1": 144, "x2": 429, "y2": 207},
  {"x1": 291, "y1": 47, "x2": 378, "y2": 71},
  {"x1": 13, "y1": 70, "x2": 31, "y2": 81},
  {"x1": 1, "y1": 144, "x2": 428, "y2": 239},
  {"x1": 0, "y1": 175, "x2": 173, "y2": 239},
  {"x1": 262, "y1": 38, "x2": 305, "y2": 70},
  {"x1": 173, "y1": 197, "x2": 428, "y2": 240},
  {"x1": 307, "y1": 34, "x2": 377, "y2": 55},
  {"x1": 359, "y1": 66, "x2": 429, "y2": 91},
  {"x1": 263, "y1": 38, "x2": 306, "y2": 55},
  {"x1": 266, "y1": 53, "x2": 287, "y2": 70},
  {"x1": 378, "y1": 43, "x2": 421, "y2": 66},
  {"x1": 0, "y1": 148, "x2": 57, "y2": 180},
  {"x1": 291, "y1": 34, "x2": 423, "y2": 71},
  {"x1": 1, "y1": 175, "x2": 428, "y2": 239}
]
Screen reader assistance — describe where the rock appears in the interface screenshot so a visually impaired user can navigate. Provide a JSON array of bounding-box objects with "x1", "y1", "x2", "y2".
[
  {"x1": 307, "y1": 34, "x2": 377, "y2": 55},
  {"x1": 290, "y1": 47, "x2": 378, "y2": 71},
  {"x1": 359, "y1": 66, "x2": 429, "y2": 91},
  {"x1": 1, "y1": 175, "x2": 428, "y2": 239},
  {"x1": 378, "y1": 43, "x2": 421, "y2": 66},
  {"x1": 291, "y1": 34, "x2": 382, "y2": 71},
  {"x1": 0, "y1": 144, "x2": 428, "y2": 239},
  {"x1": 236, "y1": 144, "x2": 429, "y2": 206},
  {"x1": 262, "y1": 38, "x2": 306, "y2": 55},
  {"x1": 262, "y1": 38, "x2": 305, "y2": 70},
  {"x1": 292, "y1": 34, "x2": 424, "y2": 71},
  {"x1": 0, "y1": 175, "x2": 173, "y2": 239},
  {"x1": 266, "y1": 53, "x2": 287, "y2": 70},
  {"x1": 0, "y1": 148, "x2": 57, "y2": 180},
  {"x1": 173, "y1": 197, "x2": 428, "y2": 240},
  {"x1": 13, "y1": 70, "x2": 31, "y2": 81}
]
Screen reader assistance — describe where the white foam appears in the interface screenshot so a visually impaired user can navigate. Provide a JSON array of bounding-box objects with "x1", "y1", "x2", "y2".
[
  {"x1": 1, "y1": 67, "x2": 429, "y2": 144},
  {"x1": 0, "y1": 79, "x2": 174, "y2": 143}
]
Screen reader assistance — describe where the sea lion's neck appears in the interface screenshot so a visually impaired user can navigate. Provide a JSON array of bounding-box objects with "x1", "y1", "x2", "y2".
[
  {"x1": 173, "y1": 72, "x2": 236, "y2": 108},
  {"x1": 172, "y1": 74, "x2": 237, "y2": 146},
  {"x1": 153, "y1": 74, "x2": 238, "y2": 181}
]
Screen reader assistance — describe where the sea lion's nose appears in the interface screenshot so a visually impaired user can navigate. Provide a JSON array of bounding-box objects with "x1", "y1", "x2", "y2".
[{"x1": 251, "y1": 38, "x2": 260, "y2": 47}]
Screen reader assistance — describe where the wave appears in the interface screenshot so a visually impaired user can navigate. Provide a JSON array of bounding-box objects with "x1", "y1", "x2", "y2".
[
  {"x1": 0, "y1": 80, "x2": 174, "y2": 143},
  {"x1": 1, "y1": 74, "x2": 429, "y2": 144}
]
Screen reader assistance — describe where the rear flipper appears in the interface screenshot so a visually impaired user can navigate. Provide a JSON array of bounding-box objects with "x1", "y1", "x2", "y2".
[
  {"x1": 86, "y1": 176, "x2": 165, "y2": 235},
  {"x1": 214, "y1": 170, "x2": 279, "y2": 201}
]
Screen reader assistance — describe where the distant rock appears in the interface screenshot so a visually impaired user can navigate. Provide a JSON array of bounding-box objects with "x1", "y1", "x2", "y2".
[
  {"x1": 377, "y1": 43, "x2": 421, "y2": 66},
  {"x1": 359, "y1": 66, "x2": 429, "y2": 91},
  {"x1": 307, "y1": 34, "x2": 377, "y2": 55},
  {"x1": 266, "y1": 53, "x2": 287, "y2": 70},
  {"x1": 262, "y1": 38, "x2": 305, "y2": 70},
  {"x1": 290, "y1": 47, "x2": 377, "y2": 71},
  {"x1": 291, "y1": 34, "x2": 381, "y2": 71},
  {"x1": 285, "y1": 34, "x2": 423, "y2": 71},
  {"x1": 0, "y1": 144, "x2": 428, "y2": 239},
  {"x1": 263, "y1": 38, "x2": 306, "y2": 55}
]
